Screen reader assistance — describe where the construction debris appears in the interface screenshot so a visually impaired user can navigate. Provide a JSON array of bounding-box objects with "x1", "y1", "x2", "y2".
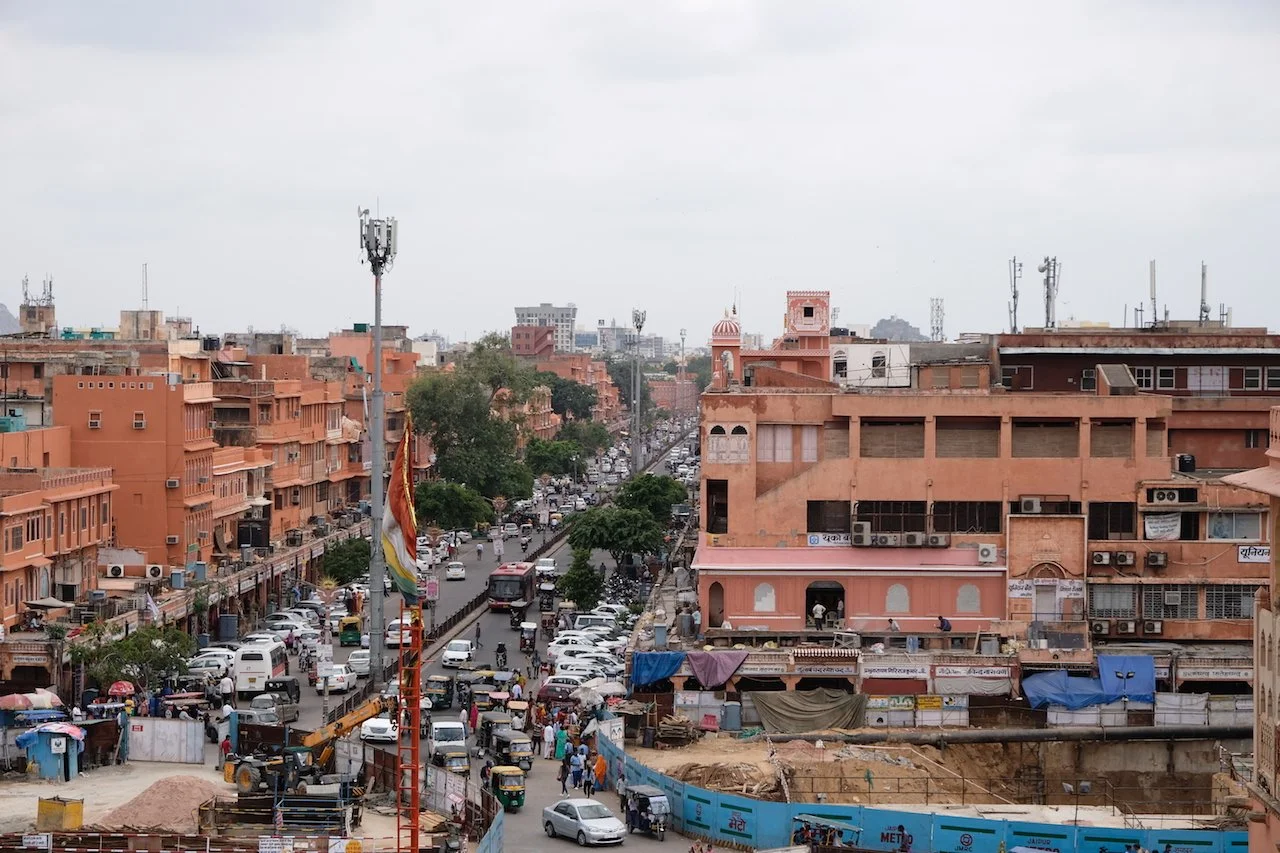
[
  {"x1": 656, "y1": 714, "x2": 699, "y2": 745},
  {"x1": 97, "y1": 775, "x2": 219, "y2": 833}
]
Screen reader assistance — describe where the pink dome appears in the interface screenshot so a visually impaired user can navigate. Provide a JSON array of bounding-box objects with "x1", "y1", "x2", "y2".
[{"x1": 711, "y1": 312, "x2": 741, "y2": 340}]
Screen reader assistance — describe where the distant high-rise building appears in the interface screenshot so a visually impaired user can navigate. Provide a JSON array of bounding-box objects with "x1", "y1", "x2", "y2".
[
  {"x1": 514, "y1": 303, "x2": 577, "y2": 352},
  {"x1": 574, "y1": 330, "x2": 599, "y2": 350}
]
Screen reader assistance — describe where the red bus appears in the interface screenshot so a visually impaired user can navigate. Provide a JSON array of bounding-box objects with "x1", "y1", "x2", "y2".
[{"x1": 487, "y1": 562, "x2": 535, "y2": 609}]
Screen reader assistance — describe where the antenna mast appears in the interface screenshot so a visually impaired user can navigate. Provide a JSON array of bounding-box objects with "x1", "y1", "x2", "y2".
[
  {"x1": 929, "y1": 298, "x2": 945, "y2": 342},
  {"x1": 142, "y1": 263, "x2": 149, "y2": 311},
  {"x1": 1038, "y1": 256, "x2": 1060, "y2": 329},
  {"x1": 1148, "y1": 260, "x2": 1157, "y2": 329},
  {"x1": 1198, "y1": 261, "x2": 1210, "y2": 326},
  {"x1": 1008, "y1": 256, "x2": 1023, "y2": 333}
]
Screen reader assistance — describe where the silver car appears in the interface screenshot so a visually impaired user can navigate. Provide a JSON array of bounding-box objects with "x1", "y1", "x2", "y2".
[{"x1": 543, "y1": 799, "x2": 625, "y2": 846}]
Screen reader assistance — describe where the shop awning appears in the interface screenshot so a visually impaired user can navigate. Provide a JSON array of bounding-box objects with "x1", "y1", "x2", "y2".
[{"x1": 24, "y1": 597, "x2": 73, "y2": 610}]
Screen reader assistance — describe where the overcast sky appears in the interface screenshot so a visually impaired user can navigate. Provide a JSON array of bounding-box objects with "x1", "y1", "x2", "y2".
[{"x1": 2, "y1": 1, "x2": 1277, "y2": 345}]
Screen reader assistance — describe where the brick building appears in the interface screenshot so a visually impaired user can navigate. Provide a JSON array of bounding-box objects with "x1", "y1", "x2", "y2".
[
  {"x1": 535, "y1": 354, "x2": 623, "y2": 426},
  {"x1": 511, "y1": 325, "x2": 555, "y2": 359}
]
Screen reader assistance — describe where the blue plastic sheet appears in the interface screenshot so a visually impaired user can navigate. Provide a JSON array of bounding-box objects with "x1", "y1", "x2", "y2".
[
  {"x1": 1097, "y1": 655, "x2": 1155, "y2": 703},
  {"x1": 630, "y1": 651, "x2": 686, "y2": 686},
  {"x1": 1023, "y1": 655, "x2": 1156, "y2": 709}
]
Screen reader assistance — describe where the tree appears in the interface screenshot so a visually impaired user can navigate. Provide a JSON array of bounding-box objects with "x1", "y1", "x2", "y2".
[
  {"x1": 557, "y1": 421, "x2": 611, "y2": 456},
  {"x1": 559, "y1": 548, "x2": 604, "y2": 611},
  {"x1": 685, "y1": 355, "x2": 713, "y2": 391},
  {"x1": 567, "y1": 506, "x2": 666, "y2": 569},
  {"x1": 70, "y1": 623, "x2": 196, "y2": 691},
  {"x1": 605, "y1": 357, "x2": 652, "y2": 413},
  {"x1": 616, "y1": 473, "x2": 687, "y2": 523},
  {"x1": 415, "y1": 481, "x2": 494, "y2": 531},
  {"x1": 525, "y1": 439, "x2": 584, "y2": 478},
  {"x1": 322, "y1": 537, "x2": 371, "y2": 585},
  {"x1": 535, "y1": 372, "x2": 597, "y2": 421},
  {"x1": 464, "y1": 332, "x2": 530, "y2": 403}
]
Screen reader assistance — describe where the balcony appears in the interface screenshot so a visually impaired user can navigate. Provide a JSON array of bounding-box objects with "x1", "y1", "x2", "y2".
[{"x1": 213, "y1": 380, "x2": 276, "y2": 400}]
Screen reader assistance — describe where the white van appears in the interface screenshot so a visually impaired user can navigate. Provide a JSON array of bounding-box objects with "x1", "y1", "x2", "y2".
[
  {"x1": 428, "y1": 720, "x2": 467, "y2": 757},
  {"x1": 573, "y1": 613, "x2": 615, "y2": 632},
  {"x1": 385, "y1": 618, "x2": 411, "y2": 648},
  {"x1": 233, "y1": 641, "x2": 288, "y2": 699}
]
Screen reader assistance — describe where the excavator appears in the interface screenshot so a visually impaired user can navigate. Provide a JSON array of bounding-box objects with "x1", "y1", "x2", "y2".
[{"x1": 233, "y1": 694, "x2": 398, "y2": 795}]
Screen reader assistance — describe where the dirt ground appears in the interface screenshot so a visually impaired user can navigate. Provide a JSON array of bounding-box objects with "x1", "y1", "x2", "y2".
[{"x1": 631, "y1": 735, "x2": 1037, "y2": 805}]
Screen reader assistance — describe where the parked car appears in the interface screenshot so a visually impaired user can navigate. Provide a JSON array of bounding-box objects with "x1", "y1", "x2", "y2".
[
  {"x1": 542, "y1": 798, "x2": 626, "y2": 846},
  {"x1": 537, "y1": 674, "x2": 586, "y2": 702},
  {"x1": 315, "y1": 664, "x2": 356, "y2": 694},
  {"x1": 249, "y1": 691, "x2": 299, "y2": 724},
  {"x1": 347, "y1": 649, "x2": 371, "y2": 677},
  {"x1": 187, "y1": 655, "x2": 230, "y2": 678}
]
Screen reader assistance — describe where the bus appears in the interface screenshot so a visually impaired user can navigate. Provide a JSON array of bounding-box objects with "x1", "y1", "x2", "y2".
[
  {"x1": 233, "y1": 642, "x2": 288, "y2": 699},
  {"x1": 487, "y1": 562, "x2": 535, "y2": 610}
]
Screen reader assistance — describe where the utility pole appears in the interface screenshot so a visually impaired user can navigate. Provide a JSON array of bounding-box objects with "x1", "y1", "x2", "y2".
[
  {"x1": 359, "y1": 207, "x2": 398, "y2": 689},
  {"x1": 679, "y1": 327, "x2": 687, "y2": 416},
  {"x1": 630, "y1": 309, "x2": 646, "y2": 476},
  {"x1": 1008, "y1": 256, "x2": 1022, "y2": 333}
]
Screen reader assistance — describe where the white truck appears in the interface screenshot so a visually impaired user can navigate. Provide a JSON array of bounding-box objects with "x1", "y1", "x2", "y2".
[{"x1": 428, "y1": 720, "x2": 467, "y2": 758}]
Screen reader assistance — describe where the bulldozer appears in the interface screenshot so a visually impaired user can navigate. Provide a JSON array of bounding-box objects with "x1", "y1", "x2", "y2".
[{"x1": 233, "y1": 694, "x2": 397, "y2": 795}]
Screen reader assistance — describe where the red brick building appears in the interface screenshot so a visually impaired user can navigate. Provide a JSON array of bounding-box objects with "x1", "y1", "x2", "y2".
[{"x1": 511, "y1": 325, "x2": 555, "y2": 359}]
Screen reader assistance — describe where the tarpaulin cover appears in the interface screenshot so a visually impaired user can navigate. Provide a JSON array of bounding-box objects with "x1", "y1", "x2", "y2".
[
  {"x1": 1097, "y1": 655, "x2": 1156, "y2": 703},
  {"x1": 685, "y1": 651, "x2": 749, "y2": 688},
  {"x1": 1020, "y1": 671, "x2": 1110, "y2": 710},
  {"x1": 16, "y1": 722, "x2": 86, "y2": 750},
  {"x1": 630, "y1": 651, "x2": 686, "y2": 686},
  {"x1": 746, "y1": 688, "x2": 868, "y2": 733}
]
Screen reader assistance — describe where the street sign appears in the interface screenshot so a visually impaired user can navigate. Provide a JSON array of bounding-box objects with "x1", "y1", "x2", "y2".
[
  {"x1": 318, "y1": 663, "x2": 338, "y2": 679},
  {"x1": 22, "y1": 835, "x2": 51, "y2": 850},
  {"x1": 422, "y1": 576, "x2": 440, "y2": 602},
  {"x1": 318, "y1": 644, "x2": 334, "y2": 663}
]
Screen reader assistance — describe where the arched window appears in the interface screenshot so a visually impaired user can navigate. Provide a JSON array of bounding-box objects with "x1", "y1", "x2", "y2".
[
  {"x1": 753, "y1": 583, "x2": 776, "y2": 612},
  {"x1": 886, "y1": 584, "x2": 910, "y2": 613},
  {"x1": 834, "y1": 354, "x2": 848, "y2": 380},
  {"x1": 956, "y1": 584, "x2": 981, "y2": 613},
  {"x1": 710, "y1": 425, "x2": 726, "y2": 436},
  {"x1": 871, "y1": 351, "x2": 887, "y2": 379},
  {"x1": 732, "y1": 425, "x2": 748, "y2": 435}
]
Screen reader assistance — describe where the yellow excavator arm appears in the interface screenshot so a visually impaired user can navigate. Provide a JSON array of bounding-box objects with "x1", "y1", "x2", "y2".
[{"x1": 303, "y1": 694, "x2": 397, "y2": 767}]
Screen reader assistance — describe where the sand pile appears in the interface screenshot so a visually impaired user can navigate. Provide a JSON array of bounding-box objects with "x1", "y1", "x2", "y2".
[{"x1": 98, "y1": 775, "x2": 220, "y2": 832}]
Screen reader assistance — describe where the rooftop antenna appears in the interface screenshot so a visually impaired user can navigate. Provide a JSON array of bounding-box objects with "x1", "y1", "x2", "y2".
[
  {"x1": 1135, "y1": 304, "x2": 1145, "y2": 328},
  {"x1": 21, "y1": 275, "x2": 30, "y2": 304},
  {"x1": 142, "y1": 262, "x2": 149, "y2": 311},
  {"x1": 929, "y1": 298, "x2": 945, "y2": 342},
  {"x1": 1198, "y1": 262, "x2": 1211, "y2": 326},
  {"x1": 1008, "y1": 256, "x2": 1023, "y2": 333},
  {"x1": 1038, "y1": 256, "x2": 1060, "y2": 329},
  {"x1": 1148, "y1": 260, "x2": 1157, "y2": 328}
]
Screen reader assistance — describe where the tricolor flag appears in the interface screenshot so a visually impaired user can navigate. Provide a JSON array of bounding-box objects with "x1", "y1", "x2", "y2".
[{"x1": 381, "y1": 415, "x2": 419, "y2": 605}]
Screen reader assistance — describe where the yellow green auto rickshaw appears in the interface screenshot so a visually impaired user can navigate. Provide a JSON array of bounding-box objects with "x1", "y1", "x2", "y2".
[
  {"x1": 338, "y1": 615, "x2": 364, "y2": 647},
  {"x1": 489, "y1": 765, "x2": 526, "y2": 811},
  {"x1": 425, "y1": 674, "x2": 454, "y2": 710}
]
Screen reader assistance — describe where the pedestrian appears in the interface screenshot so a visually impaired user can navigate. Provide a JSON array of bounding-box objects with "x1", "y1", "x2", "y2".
[
  {"x1": 555, "y1": 725, "x2": 569, "y2": 760},
  {"x1": 836, "y1": 598, "x2": 845, "y2": 627},
  {"x1": 475, "y1": 541, "x2": 483, "y2": 560},
  {"x1": 582, "y1": 755, "x2": 595, "y2": 797},
  {"x1": 511, "y1": 681, "x2": 523, "y2": 701},
  {"x1": 542, "y1": 722, "x2": 555, "y2": 759},
  {"x1": 218, "y1": 733, "x2": 232, "y2": 770},
  {"x1": 887, "y1": 617, "x2": 901, "y2": 632},
  {"x1": 692, "y1": 607, "x2": 702, "y2": 639},
  {"x1": 558, "y1": 758, "x2": 570, "y2": 795},
  {"x1": 936, "y1": 615, "x2": 952, "y2": 632},
  {"x1": 460, "y1": 706, "x2": 469, "y2": 737},
  {"x1": 811, "y1": 601, "x2": 826, "y2": 631},
  {"x1": 474, "y1": 621, "x2": 483, "y2": 649},
  {"x1": 594, "y1": 751, "x2": 608, "y2": 793},
  {"x1": 219, "y1": 673, "x2": 235, "y2": 708},
  {"x1": 570, "y1": 750, "x2": 584, "y2": 789}
]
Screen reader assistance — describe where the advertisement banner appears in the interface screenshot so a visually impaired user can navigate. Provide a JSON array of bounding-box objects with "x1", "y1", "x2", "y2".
[
  {"x1": 807, "y1": 532, "x2": 851, "y2": 547},
  {"x1": 916, "y1": 695, "x2": 943, "y2": 710},
  {"x1": 862, "y1": 663, "x2": 930, "y2": 679},
  {"x1": 867, "y1": 696, "x2": 916, "y2": 710},
  {"x1": 934, "y1": 666, "x2": 1011, "y2": 678},
  {"x1": 1144, "y1": 513, "x2": 1182, "y2": 541}
]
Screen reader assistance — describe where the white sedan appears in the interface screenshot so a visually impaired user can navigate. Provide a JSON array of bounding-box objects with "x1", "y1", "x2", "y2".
[
  {"x1": 444, "y1": 561, "x2": 466, "y2": 581},
  {"x1": 543, "y1": 799, "x2": 626, "y2": 846},
  {"x1": 316, "y1": 664, "x2": 356, "y2": 694},
  {"x1": 441, "y1": 639, "x2": 474, "y2": 668},
  {"x1": 360, "y1": 712, "x2": 399, "y2": 743}
]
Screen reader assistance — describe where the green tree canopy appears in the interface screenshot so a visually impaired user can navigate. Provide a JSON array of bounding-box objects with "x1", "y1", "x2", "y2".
[
  {"x1": 525, "y1": 438, "x2": 586, "y2": 478},
  {"x1": 464, "y1": 332, "x2": 529, "y2": 403},
  {"x1": 322, "y1": 537, "x2": 371, "y2": 585},
  {"x1": 559, "y1": 548, "x2": 604, "y2": 611},
  {"x1": 616, "y1": 473, "x2": 687, "y2": 523},
  {"x1": 605, "y1": 357, "x2": 652, "y2": 413},
  {"x1": 415, "y1": 481, "x2": 494, "y2": 531},
  {"x1": 567, "y1": 506, "x2": 666, "y2": 568},
  {"x1": 557, "y1": 421, "x2": 611, "y2": 456},
  {"x1": 534, "y1": 371, "x2": 597, "y2": 421},
  {"x1": 70, "y1": 623, "x2": 197, "y2": 691}
]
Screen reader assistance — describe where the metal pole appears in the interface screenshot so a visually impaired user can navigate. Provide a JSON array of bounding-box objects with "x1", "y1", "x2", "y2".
[{"x1": 369, "y1": 265, "x2": 387, "y2": 689}]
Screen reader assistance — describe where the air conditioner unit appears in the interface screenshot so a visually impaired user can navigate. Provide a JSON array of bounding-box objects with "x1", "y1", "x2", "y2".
[
  {"x1": 927, "y1": 533, "x2": 950, "y2": 548},
  {"x1": 1152, "y1": 489, "x2": 1180, "y2": 504},
  {"x1": 903, "y1": 532, "x2": 926, "y2": 547},
  {"x1": 852, "y1": 532, "x2": 872, "y2": 547},
  {"x1": 977, "y1": 543, "x2": 998, "y2": 564},
  {"x1": 165, "y1": 535, "x2": 180, "y2": 545},
  {"x1": 145, "y1": 564, "x2": 164, "y2": 579},
  {"x1": 1091, "y1": 551, "x2": 1112, "y2": 566},
  {"x1": 197, "y1": 530, "x2": 209, "y2": 540},
  {"x1": 1090, "y1": 619, "x2": 1111, "y2": 636},
  {"x1": 1143, "y1": 620, "x2": 1163, "y2": 635},
  {"x1": 197, "y1": 477, "x2": 209, "y2": 485},
  {"x1": 165, "y1": 479, "x2": 180, "y2": 489},
  {"x1": 871, "y1": 533, "x2": 901, "y2": 547},
  {"x1": 1116, "y1": 620, "x2": 1137, "y2": 634},
  {"x1": 1145, "y1": 551, "x2": 1168, "y2": 569},
  {"x1": 851, "y1": 521, "x2": 871, "y2": 538},
  {"x1": 1019, "y1": 496, "x2": 1043, "y2": 514},
  {"x1": 106, "y1": 564, "x2": 125, "y2": 578},
  {"x1": 1163, "y1": 591, "x2": 1182, "y2": 607},
  {"x1": 290, "y1": 490, "x2": 301, "y2": 506},
  {"x1": 1114, "y1": 551, "x2": 1136, "y2": 567}
]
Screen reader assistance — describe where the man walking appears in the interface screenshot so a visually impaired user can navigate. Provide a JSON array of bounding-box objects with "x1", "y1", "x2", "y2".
[
  {"x1": 811, "y1": 601, "x2": 826, "y2": 631},
  {"x1": 219, "y1": 674, "x2": 235, "y2": 708},
  {"x1": 474, "y1": 621, "x2": 483, "y2": 649}
]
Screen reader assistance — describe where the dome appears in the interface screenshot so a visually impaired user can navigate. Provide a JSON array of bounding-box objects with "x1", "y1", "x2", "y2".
[{"x1": 711, "y1": 310, "x2": 741, "y2": 340}]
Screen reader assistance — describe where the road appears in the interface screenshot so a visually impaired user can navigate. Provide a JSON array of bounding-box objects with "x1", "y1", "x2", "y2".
[{"x1": 286, "y1": 437, "x2": 693, "y2": 851}]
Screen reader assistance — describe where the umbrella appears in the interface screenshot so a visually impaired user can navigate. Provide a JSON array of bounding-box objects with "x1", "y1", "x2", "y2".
[
  {"x1": 107, "y1": 681, "x2": 136, "y2": 697},
  {"x1": 15, "y1": 722, "x2": 86, "y2": 750},
  {"x1": 0, "y1": 688, "x2": 64, "y2": 711}
]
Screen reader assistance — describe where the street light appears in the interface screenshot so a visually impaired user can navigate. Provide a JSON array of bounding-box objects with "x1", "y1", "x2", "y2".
[
  {"x1": 1062, "y1": 780, "x2": 1092, "y2": 825},
  {"x1": 358, "y1": 207, "x2": 397, "y2": 689},
  {"x1": 1114, "y1": 668, "x2": 1136, "y2": 708}
]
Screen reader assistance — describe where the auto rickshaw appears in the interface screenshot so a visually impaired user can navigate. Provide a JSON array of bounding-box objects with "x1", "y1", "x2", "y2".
[
  {"x1": 538, "y1": 582, "x2": 557, "y2": 612},
  {"x1": 425, "y1": 674, "x2": 454, "y2": 710},
  {"x1": 470, "y1": 685, "x2": 498, "y2": 714},
  {"x1": 492, "y1": 671, "x2": 516, "y2": 692},
  {"x1": 264, "y1": 675, "x2": 301, "y2": 704},
  {"x1": 434, "y1": 747, "x2": 471, "y2": 776},
  {"x1": 489, "y1": 691, "x2": 510, "y2": 712},
  {"x1": 492, "y1": 729, "x2": 534, "y2": 772},
  {"x1": 519, "y1": 621, "x2": 538, "y2": 652},
  {"x1": 475, "y1": 711, "x2": 513, "y2": 756},
  {"x1": 489, "y1": 765, "x2": 526, "y2": 812},
  {"x1": 624, "y1": 784, "x2": 671, "y2": 840},
  {"x1": 506, "y1": 699, "x2": 530, "y2": 732},
  {"x1": 338, "y1": 615, "x2": 364, "y2": 647},
  {"x1": 454, "y1": 670, "x2": 485, "y2": 710},
  {"x1": 507, "y1": 600, "x2": 530, "y2": 629}
]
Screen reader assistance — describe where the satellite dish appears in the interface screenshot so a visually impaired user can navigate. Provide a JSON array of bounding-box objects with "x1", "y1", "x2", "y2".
[{"x1": 1037, "y1": 263, "x2": 1048, "y2": 273}]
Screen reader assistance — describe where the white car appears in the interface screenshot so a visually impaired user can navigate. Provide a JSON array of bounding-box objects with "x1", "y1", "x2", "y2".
[
  {"x1": 360, "y1": 711, "x2": 399, "y2": 743},
  {"x1": 555, "y1": 661, "x2": 608, "y2": 681},
  {"x1": 543, "y1": 799, "x2": 626, "y2": 846},
  {"x1": 445, "y1": 561, "x2": 466, "y2": 581},
  {"x1": 316, "y1": 664, "x2": 356, "y2": 694},
  {"x1": 327, "y1": 609, "x2": 351, "y2": 632},
  {"x1": 535, "y1": 557, "x2": 558, "y2": 579},
  {"x1": 241, "y1": 632, "x2": 281, "y2": 645},
  {"x1": 452, "y1": 530, "x2": 472, "y2": 543},
  {"x1": 347, "y1": 650, "x2": 371, "y2": 677},
  {"x1": 187, "y1": 656, "x2": 230, "y2": 678},
  {"x1": 295, "y1": 628, "x2": 322, "y2": 650},
  {"x1": 441, "y1": 639, "x2": 474, "y2": 668},
  {"x1": 592, "y1": 604, "x2": 630, "y2": 619}
]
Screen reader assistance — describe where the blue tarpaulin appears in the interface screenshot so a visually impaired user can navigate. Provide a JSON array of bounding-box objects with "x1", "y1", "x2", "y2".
[
  {"x1": 1022, "y1": 655, "x2": 1156, "y2": 709},
  {"x1": 630, "y1": 651, "x2": 686, "y2": 686}
]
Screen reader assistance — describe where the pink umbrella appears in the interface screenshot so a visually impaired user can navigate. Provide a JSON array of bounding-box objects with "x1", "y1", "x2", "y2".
[
  {"x1": 107, "y1": 681, "x2": 136, "y2": 697},
  {"x1": 0, "y1": 689, "x2": 64, "y2": 711}
]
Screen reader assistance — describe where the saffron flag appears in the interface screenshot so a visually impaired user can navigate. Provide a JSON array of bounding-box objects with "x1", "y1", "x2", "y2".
[{"x1": 381, "y1": 416, "x2": 419, "y2": 605}]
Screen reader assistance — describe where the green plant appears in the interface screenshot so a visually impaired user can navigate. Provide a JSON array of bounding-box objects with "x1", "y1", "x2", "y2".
[
  {"x1": 323, "y1": 538, "x2": 372, "y2": 585},
  {"x1": 559, "y1": 548, "x2": 604, "y2": 611}
]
